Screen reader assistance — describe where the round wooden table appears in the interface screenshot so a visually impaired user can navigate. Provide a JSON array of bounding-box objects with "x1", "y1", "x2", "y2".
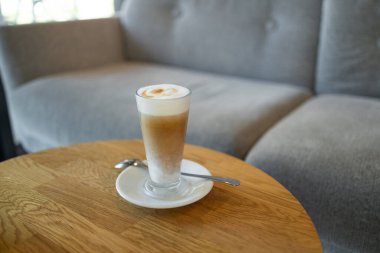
[{"x1": 0, "y1": 140, "x2": 322, "y2": 252}]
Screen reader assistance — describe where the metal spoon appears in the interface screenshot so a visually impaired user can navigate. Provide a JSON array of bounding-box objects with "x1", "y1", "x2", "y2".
[{"x1": 115, "y1": 159, "x2": 240, "y2": 186}]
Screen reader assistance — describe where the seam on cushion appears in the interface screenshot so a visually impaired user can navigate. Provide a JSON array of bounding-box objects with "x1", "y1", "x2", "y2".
[{"x1": 242, "y1": 93, "x2": 314, "y2": 160}]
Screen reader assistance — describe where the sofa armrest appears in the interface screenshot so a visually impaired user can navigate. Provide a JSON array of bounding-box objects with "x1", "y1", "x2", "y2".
[{"x1": 0, "y1": 17, "x2": 125, "y2": 93}]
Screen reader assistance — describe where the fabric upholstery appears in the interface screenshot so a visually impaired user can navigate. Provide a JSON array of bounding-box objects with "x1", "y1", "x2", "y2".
[
  {"x1": 246, "y1": 95, "x2": 380, "y2": 253},
  {"x1": 120, "y1": 0, "x2": 322, "y2": 88},
  {"x1": 10, "y1": 62, "x2": 310, "y2": 157},
  {"x1": 316, "y1": 0, "x2": 380, "y2": 98},
  {"x1": 0, "y1": 17, "x2": 125, "y2": 95}
]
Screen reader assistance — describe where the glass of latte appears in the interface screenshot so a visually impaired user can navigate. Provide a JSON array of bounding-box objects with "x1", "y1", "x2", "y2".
[{"x1": 136, "y1": 84, "x2": 191, "y2": 199}]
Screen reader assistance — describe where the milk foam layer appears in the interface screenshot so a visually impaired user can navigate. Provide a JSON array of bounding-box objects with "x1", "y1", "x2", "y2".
[
  {"x1": 138, "y1": 84, "x2": 189, "y2": 99},
  {"x1": 136, "y1": 84, "x2": 190, "y2": 116}
]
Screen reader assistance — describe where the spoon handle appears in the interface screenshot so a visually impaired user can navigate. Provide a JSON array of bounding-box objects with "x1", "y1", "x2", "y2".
[
  {"x1": 181, "y1": 172, "x2": 240, "y2": 186},
  {"x1": 115, "y1": 160, "x2": 240, "y2": 186}
]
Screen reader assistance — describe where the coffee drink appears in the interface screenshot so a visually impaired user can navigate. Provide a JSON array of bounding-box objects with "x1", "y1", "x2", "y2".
[
  {"x1": 139, "y1": 111, "x2": 189, "y2": 185},
  {"x1": 136, "y1": 84, "x2": 190, "y2": 188}
]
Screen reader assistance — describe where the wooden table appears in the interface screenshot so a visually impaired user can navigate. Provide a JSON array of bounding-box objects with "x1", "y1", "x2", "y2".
[{"x1": 0, "y1": 140, "x2": 322, "y2": 252}]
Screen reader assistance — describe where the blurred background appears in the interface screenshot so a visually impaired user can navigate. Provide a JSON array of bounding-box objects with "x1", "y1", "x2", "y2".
[
  {"x1": 0, "y1": 0, "x2": 124, "y2": 25},
  {"x1": 0, "y1": 0, "x2": 124, "y2": 161}
]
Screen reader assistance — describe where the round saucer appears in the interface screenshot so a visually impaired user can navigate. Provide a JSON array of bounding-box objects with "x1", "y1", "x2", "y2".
[{"x1": 115, "y1": 159, "x2": 213, "y2": 209}]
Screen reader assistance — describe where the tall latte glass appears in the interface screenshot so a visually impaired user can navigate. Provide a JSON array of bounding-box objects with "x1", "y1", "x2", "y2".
[{"x1": 136, "y1": 84, "x2": 191, "y2": 199}]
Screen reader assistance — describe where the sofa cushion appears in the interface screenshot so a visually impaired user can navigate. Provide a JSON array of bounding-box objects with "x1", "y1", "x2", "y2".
[
  {"x1": 10, "y1": 62, "x2": 310, "y2": 157},
  {"x1": 246, "y1": 95, "x2": 380, "y2": 253},
  {"x1": 316, "y1": 0, "x2": 380, "y2": 98},
  {"x1": 120, "y1": 0, "x2": 322, "y2": 88}
]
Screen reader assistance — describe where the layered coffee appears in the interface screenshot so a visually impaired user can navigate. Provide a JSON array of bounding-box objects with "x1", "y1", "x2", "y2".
[{"x1": 136, "y1": 84, "x2": 190, "y2": 187}]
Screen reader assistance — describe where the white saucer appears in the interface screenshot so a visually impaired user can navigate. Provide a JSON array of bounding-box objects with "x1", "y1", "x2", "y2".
[{"x1": 116, "y1": 159, "x2": 213, "y2": 209}]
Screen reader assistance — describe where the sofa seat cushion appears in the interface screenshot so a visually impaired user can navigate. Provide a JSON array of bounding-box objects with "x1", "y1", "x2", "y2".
[
  {"x1": 10, "y1": 62, "x2": 310, "y2": 157},
  {"x1": 246, "y1": 95, "x2": 380, "y2": 253}
]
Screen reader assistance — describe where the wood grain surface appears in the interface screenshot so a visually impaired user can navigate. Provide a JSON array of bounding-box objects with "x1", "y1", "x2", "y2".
[{"x1": 0, "y1": 140, "x2": 322, "y2": 252}]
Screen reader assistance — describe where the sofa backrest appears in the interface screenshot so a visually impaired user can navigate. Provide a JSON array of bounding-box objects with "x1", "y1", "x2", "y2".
[
  {"x1": 316, "y1": 0, "x2": 380, "y2": 98},
  {"x1": 120, "y1": 0, "x2": 322, "y2": 89}
]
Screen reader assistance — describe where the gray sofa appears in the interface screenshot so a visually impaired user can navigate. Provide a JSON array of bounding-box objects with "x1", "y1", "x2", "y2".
[{"x1": 0, "y1": 0, "x2": 379, "y2": 252}]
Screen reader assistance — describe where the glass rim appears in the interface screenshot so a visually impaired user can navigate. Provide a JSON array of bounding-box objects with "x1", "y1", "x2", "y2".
[{"x1": 135, "y1": 84, "x2": 191, "y2": 101}]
